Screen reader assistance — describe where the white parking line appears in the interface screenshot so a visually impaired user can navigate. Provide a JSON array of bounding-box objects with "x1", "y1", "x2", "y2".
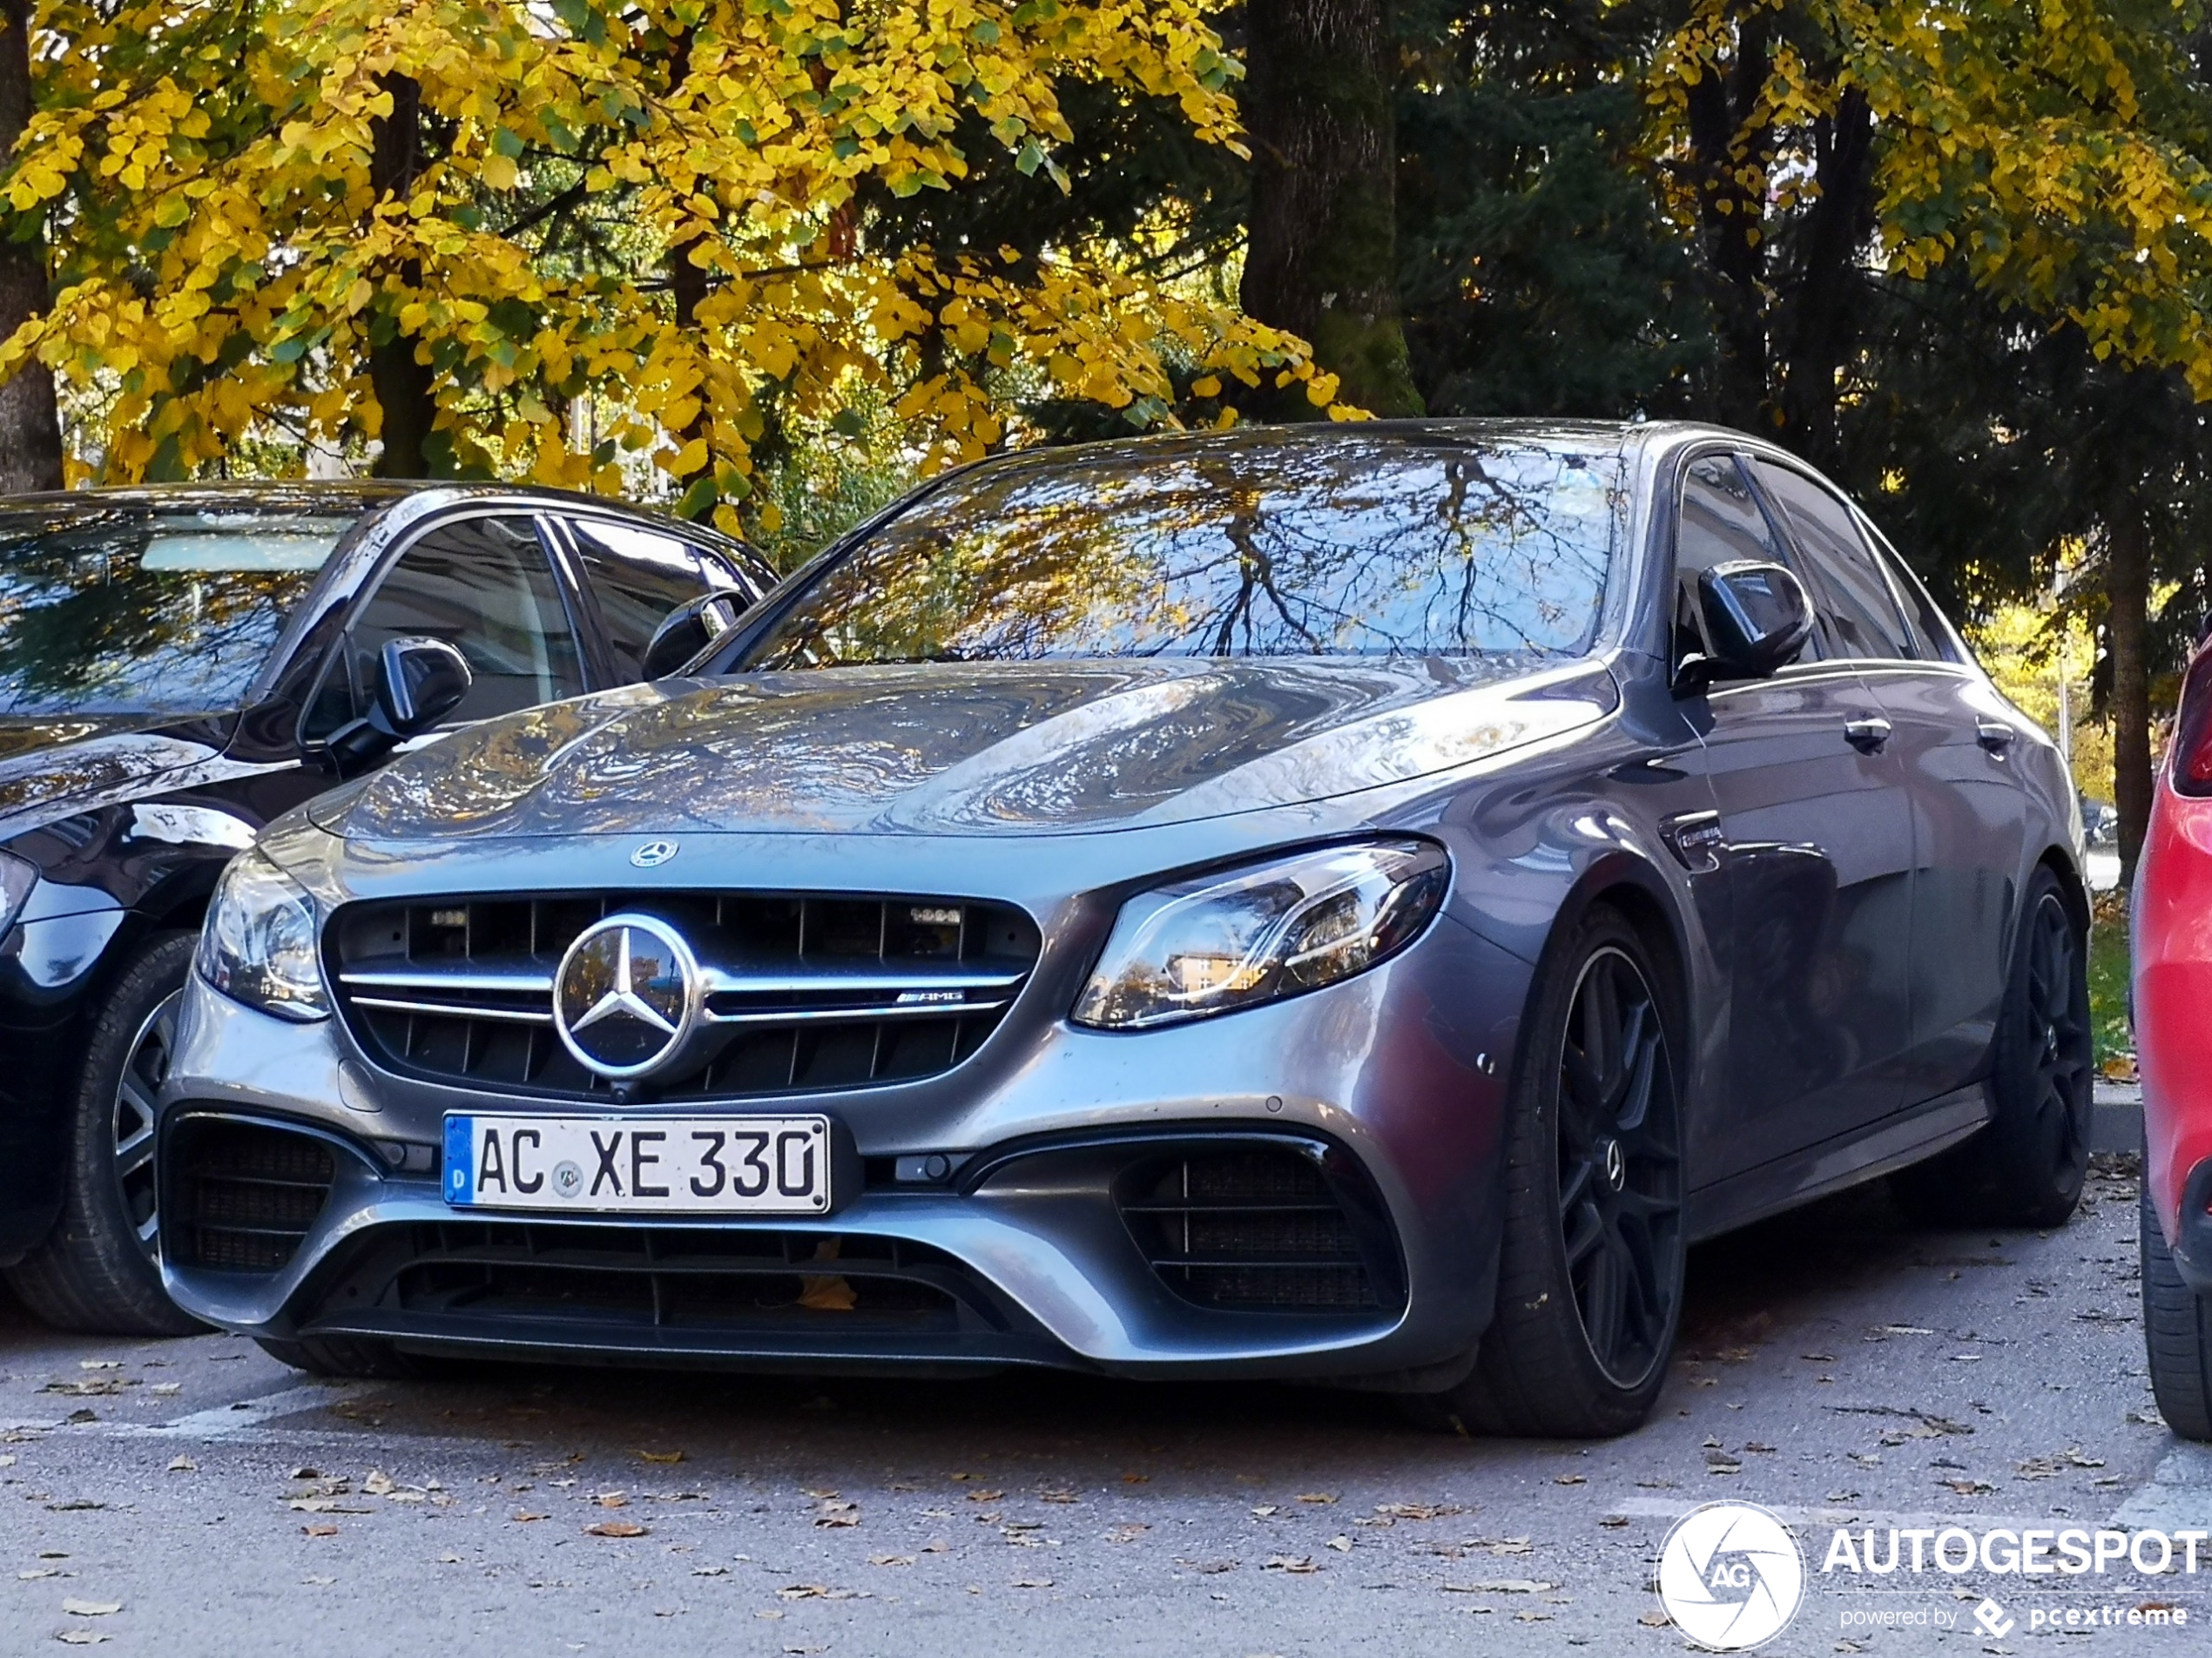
[{"x1": 2110, "y1": 1444, "x2": 2212, "y2": 1530}]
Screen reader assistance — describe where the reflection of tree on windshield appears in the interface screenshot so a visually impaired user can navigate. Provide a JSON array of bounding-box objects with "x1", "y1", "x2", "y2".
[
  {"x1": 0, "y1": 513, "x2": 336, "y2": 718},
  {"x1": 744, "y1": 430, "x2": 1619, "y2": 668}
]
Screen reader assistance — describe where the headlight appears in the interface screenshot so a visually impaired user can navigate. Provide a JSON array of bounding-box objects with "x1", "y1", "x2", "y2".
[
  {"x1": 0, "y1": 849, "x2": 35, "y2": 934},
  {"x1": 1072, "y1": 839, "x2": 1450, "y2": 1030},
  {"x1": 195, "y1": 850, "x2": 329, "y2": 1021}
]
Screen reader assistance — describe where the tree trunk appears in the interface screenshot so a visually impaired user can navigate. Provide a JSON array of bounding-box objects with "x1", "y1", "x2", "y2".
[
  {"x1": 0, "y1": 0, "x2": 62, "y2": 491},
  {"x1": 1777, "y1": 87, "x2": 1873, "y2": 466},
  {"x1": 368, "y1": 73, "x2": 435, "y2": 477},
  {"x1": 1240, "y1": 0, "x2": 1421, "y2": 416},
  {"x1": 1680, "y1": 4, "x2": 1777, "y2": 431},
  {"x1": 2108, "y1": 510, "x2": 2153, "y2": 887}
]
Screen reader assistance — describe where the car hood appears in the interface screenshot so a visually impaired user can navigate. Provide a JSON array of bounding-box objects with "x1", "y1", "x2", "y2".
[
  {"x1": 317, "y1": 658, "x2": 1615, "y2": 844},
  {"x1": 0, "y1": 714, "x2": 234, "y2": 826}
]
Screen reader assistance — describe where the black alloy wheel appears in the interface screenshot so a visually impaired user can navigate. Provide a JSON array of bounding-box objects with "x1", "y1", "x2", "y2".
[
  {"x1": 1406, "y1": 905, "x2": 1686, "y2": 1439},
  {"x1": 4, "y1": 932, "x2": 204, "y2": 1336},
  {"x1": 112, "y1": 991, "x2": 179, "y2": 1260},
  {"x1": 1892, "y1": 868, "x2": 2092, "y2": 1229},
  {"x1": 1555, "y1": 945, "x2": 1685, "y2": 1389}
]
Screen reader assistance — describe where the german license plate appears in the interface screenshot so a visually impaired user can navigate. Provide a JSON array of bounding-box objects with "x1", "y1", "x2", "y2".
[{"x1": 442, "y1": 1114, "x2": 831, "y2": 1216}]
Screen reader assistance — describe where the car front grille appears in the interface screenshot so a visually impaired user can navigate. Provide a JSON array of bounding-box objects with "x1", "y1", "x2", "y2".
[
  {"x1": 327, "y1": 892, "x2": 1041, "y2": 1101},
  {"x1": 168, "y1": 1117, "x2": 337, "y2": 1274},
  {"x1": 1117, "y1": 1145, "x2": 1399, "y2": 1313}
]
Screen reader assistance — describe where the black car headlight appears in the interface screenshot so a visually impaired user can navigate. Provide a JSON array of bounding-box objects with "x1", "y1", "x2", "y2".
[
  {"x1": 1072, "y1": 839, "x2": 1451, "y2": 1031},
  {"x1": 195, "y1": 850, "x2": 330, "y2": 1021}
]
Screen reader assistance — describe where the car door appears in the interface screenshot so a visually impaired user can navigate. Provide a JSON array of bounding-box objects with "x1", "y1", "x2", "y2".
[
  {"x1": 1673, "y1": 452, "x2": 1917, "y2": 1176},
  {"x1": 552, "y1": 515, "x2": 763, "y2": 681},
  {"x1": 1845, "y1": 513, "x2": 2033, "y2": 1105},
  {"x1": 300, "y1": 511, "x2": 589, "y2": 745}
]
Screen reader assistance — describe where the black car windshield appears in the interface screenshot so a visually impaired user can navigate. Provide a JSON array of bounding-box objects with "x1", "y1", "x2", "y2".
[
  {"x1": 735, "y1": 434, "x2": 1622, "y2": 666},
  {"x1": 0, "y1": 509, "x2": 356, "y2": 718}
]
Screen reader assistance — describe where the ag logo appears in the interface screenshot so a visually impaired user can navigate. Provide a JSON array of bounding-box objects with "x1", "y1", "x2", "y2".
[{"x1": 1655, "y1": 1501, "x2": 1804, "y2": 1650}]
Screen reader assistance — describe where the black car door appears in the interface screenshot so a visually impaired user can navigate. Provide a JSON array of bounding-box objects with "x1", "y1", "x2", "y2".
[
  {"x1": 1842, "y1": 515, "x2": 2033, "y2": 1105},
  {"x1": 1673, "y1": 453, "x2": 1918, "y2": 1176}
]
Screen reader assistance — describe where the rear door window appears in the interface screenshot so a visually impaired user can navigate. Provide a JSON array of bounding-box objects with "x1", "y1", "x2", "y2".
[
  {"x1": 564, "y1": 519, "x2": 717, "y2": 678},
  {"x1": 1748, "y1": 462, "x2": 1914, "y2": 661}
]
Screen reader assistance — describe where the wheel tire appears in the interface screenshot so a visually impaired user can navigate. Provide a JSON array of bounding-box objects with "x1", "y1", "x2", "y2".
[
  {"x1": 1405, "y1": 904, "x2": 1687, "y2": 1439},
  {"x1": 4, "y1": 932, "x2": 204, "y2": 1336},
  {"x1": 2142, "y1": 1183, "x2": 2212, "y2": 1440},
  {"x1": 256, "y1": 1336, "x2": 448, "y2": 1380},
  {"x1": 1892, "y1": 868, "x2": 2092, "y2": 1229}
]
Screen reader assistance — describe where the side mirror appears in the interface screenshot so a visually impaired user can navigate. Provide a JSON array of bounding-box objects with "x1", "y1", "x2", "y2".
[
  {"x1": 1676, "y1": 561, "x2": 1814, "y2": 693},
  {"x1": 640, "y1": 592, "x2": 746, "y2": 679},
  {"x1": 323, "y1": 637, "x2": 473, "y2": 774}
]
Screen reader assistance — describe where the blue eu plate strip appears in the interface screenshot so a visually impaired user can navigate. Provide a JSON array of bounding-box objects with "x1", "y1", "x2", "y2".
[{"x1": 444, "y1": 1115, "x2": 474, "y2": 1203}]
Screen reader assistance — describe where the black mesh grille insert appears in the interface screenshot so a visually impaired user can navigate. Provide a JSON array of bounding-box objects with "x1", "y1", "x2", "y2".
[
  {"x1": 332, "y1": 1223, "x2": 1000, "y2": 1336},
  {"x1": 170, "y1": 1118, "x2": 336, "y2": 1274},
  {"x1": 327, "y1": 891, "x2": 1040, "y2": 1102},
  {"x1": 1118, "y1": 1146, "x2": 1391, "y2": 1312}
]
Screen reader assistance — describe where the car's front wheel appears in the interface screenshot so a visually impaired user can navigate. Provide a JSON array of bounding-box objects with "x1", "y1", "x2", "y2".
[
  {"x1": 5, "y1": 932, "x2": 204, "y2": 1336},
  {"x1": 1407, "y1": 905, "x2": 1686, "y2": 1438}
]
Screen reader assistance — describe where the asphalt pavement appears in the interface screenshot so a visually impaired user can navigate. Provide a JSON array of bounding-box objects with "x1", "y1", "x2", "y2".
[{"x1": 1, "y1": 1142, "x2": 2200, "y2": 1656}]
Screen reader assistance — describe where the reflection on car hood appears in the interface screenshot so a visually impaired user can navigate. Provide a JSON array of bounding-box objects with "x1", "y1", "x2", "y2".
[
  {"x1": 319, "y1": 658, "x2": 1615, "y2": 842},
  {"x1": 0, "y1": 716, "x2": 228, "y2": 825}
]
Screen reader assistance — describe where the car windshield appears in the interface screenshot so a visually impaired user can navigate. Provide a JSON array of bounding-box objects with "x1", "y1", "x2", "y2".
[
  {"x1": 735, "y1": 434, "x2": 1622, "y2": 667},
  {"x1": 0, "y1": 508, "x2": 356, "y2": 718}
]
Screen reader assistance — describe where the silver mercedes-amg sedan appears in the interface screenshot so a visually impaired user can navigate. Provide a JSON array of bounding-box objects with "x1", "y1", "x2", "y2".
[{"x1": 154, "y1": 421, "x2": 2091, "y2": 1437}]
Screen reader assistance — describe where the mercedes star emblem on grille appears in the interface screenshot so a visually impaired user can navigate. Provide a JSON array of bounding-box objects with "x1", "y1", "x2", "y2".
[
  {"x1": 552, "y1": 913, "x2": 703, "y2": 1080},
  {"x1": 630, "y1": 839, "x2": 680, "y2": 868}
]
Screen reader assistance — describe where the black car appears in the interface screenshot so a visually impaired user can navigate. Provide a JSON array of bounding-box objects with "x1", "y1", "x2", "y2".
[
  {"x1": 153, "y1": 423, "x2": 2093, "y2": 1436},
  {"x1": 0, "y1": 482, "x2": 772, "y2": 1333}
]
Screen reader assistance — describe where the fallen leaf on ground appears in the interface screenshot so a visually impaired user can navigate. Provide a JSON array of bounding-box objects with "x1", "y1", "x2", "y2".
[
  {"x1": 300, "y1": 1575, "x2": 334, "y2": 1587},
  {"x1": 1638, "y1": 1610, "x2": 1670, "y2": 1628},
  {"x1": 1553, "y1": 1474, "x2": 1585, "y2": 1486},
  {"x1": 867, "y1": 1555, "x2": 914, "y2": 1568},
  {"x1": 1264, "y1": 1556, "x2": 1319, "y2": 1574},
  {"x1": 361, "y1": 1471, "x2": 395, "y2": 1496},
  {"x1": 1374, "y1": 1502, "x2": 1465, "y2": 1521},
  {"x1": 509, "y1": 1513, "x2": 549, "y2": 1523},
  {"x1": 813, "y1": 1500, "x2": 860, "y2": 1528},
  {"x1": 1295, "y1": 1493, "x2": 1339, "y2": 1505},
  {"x1": 692, "y1": 1566, "x2": 729, "y2": 1577},
  {"x1": 777, "y1": 1586, "x2": 829, "y2": 1601},
  {"x1": 1012, "y1": 1578, "x2": 1052, "y2": 1589},
  {"x1": 55, "y1": 1633, "x2": 108, "y2": 1647},
  {"x1": 300, "y1": 1525, "x2": 338, "y2": 1538},
  {"x1": 165, "y1": 1457, "x2": 194, "y2": 1473},
  {"x1": 585, "y1": 1521, "x2": 648, "y2": 1539},
  {"x1": 1120, "y1": 1473, "x2": 1149, "y2": 1485},
  {"x1": 1040, "y1": 1490, "x2": 1079, "y2": 1504},
  {"x1": 1325, "y1": 1536, "x2": 1352, "y2": 1553},
  {"x1": 637, "y1": 1450, "x2": 685, "y2": 1465},
  {"x1": 61, "y1": 1601, "x2": 119, "y2": 1618}
]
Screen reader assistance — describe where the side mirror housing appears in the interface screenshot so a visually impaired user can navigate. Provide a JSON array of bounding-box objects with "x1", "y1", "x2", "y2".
[
  {"x1": 323, "y1": 637, "x2": 473, "y2": 773},
  {"x1": 641, "y1": 592, "x2": 746, "y2": 679},
  {"x1": 1676, "y1": 561, "x2": 1814, "y2": 693}
]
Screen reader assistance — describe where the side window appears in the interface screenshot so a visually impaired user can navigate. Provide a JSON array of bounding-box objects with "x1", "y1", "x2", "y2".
[
  {"x1": 1673, "y1": 454, "x2": 1822, "y2": 664},
  {"x1": 1748, "y1": 462, "x2": 1914, "y2": 661},
  {"x1": 1863, "y1": 521, "x2": 1966, "y2": 665},
  {"x1": 566, "y1": 519, "x2": 714, "y2": 678},
  {"x1": 345, "y1": 516, "x2": 583, "y2": 727}
]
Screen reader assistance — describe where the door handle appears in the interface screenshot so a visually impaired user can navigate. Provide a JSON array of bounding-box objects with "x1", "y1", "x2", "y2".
[
  {"x1": 1975, "y1": 718, "x2": 2017, "y2": 754},
  {"x1": 1844, "y1": 715, "x2": 1892, "y2": 754}
]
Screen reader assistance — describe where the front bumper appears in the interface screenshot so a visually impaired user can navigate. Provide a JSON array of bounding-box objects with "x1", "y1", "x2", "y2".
[{"x1": 158, "y1": 902, "x2": 1531, "y2": 1383}]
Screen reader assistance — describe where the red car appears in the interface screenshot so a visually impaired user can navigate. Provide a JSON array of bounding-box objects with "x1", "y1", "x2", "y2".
[{"x1": 2138, "y1": 644, "x2": 2212, "y2": 1439}]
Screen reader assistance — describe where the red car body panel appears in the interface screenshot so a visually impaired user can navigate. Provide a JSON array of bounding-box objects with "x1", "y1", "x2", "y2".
[{"x1": 2136, "y1": 706, "x2": 2212, "y2": 1246}]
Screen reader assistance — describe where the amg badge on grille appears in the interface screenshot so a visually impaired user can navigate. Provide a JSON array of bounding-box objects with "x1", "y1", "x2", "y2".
[{"x1": 552, "y1": 913, "x2": 703, "y2": 1080}]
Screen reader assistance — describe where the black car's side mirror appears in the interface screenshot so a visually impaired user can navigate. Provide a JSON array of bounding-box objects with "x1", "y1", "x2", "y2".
[
  {"x1": 1676, "y1": 561, "x2": 1814, "y2": 694},
  {"x1": 641, "y1": 592, "x2": 747, "y2": 679},
  {"x1": 322, "y1": 637, "x2": 473, "y2": 773}
]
